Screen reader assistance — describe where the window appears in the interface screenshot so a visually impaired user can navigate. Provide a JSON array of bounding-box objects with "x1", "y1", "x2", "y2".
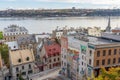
[
  {"x1": 16, "y1": 67, "x2": 19, "y2": 72},
  {"x1": 89, "y1": 59, "x2": 91, "y2": 65},
  {"x1": 18, "y1": 59, "x2": 21, "y2": 63},
  {"x1": 54, "y1": 58, "x2": 56, "y2": 62},
  {"x1": 113, "y1": 58, "x2": 116, "y2": 64},
  {"x1": 97, "y1": 51, "x2": 100, "y2": 57},
  {"x1": 108, "y1": 50, "x2": 111, "y2": 55},
  {"x1": 64, "y1": 55, "x2": 66, "y2": 59},
  {"x1": 82, "y1": 62, "x2": 83, "y2": 65},
  {"x1": 103, "y1": 50, "x2": 106, "y2": 56},
  {"x1": 53, "y1": 48, "x2": 56, "y2": 51},
  {"x1": 49, "y1": 49, "x2": 51, "y2": 51},
  {"x1": 29, "y1": 64, "x2": 31, "y2": 69},
  {"x1": 22, "y1": 72, "x2": 26, "y2": 76},
  {"x1": 26, "y1": 57, "x2": 30, "y2": 61},
  {"x1": 102, "y1": 59, "x2": 105, "y2": 65},
  {"x1": 114, "y1": 49, "x2": 117, "y2": 55},
  {"x1": 96, "y1": 60, "x2": 99, "y2": 66},
  {"x1": 90, "y1": 50, "x2": 92, "y2": 56},
  {"x1": 82, "y1": 55, "x2": 84, "y2": 60},
  {"x1": 14, "y1": 46, "x2": 16, "y2": 48},
  {"x1": 22, "y1": 66, "x2": 24, "y2": 70},
  {"x1": 16, "y1": 74, "x2": 19, "y2": 77},
  {"x1": 58, "y1": 58, "x2": 60, "y2": 61},
  {"x1": 118, "y1": 58, "x2": 120, "y2": 63},
  {"x1": 108, "y1": 59, "x2": 111, "y2": 65},
  {"x1": 49, "y1": 59, "x2": 51, "y2": 62},
  {"x1": 28, "y1": 70, "x2": 33, "y2": 74},
  {"x1": 64, "y1": 62, "x2": 66, "y2": 66}
]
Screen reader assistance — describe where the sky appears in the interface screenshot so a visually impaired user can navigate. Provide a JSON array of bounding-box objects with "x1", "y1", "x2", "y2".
[{"x1": 0, "y1": 0, "x2": 120, "y2": 10}]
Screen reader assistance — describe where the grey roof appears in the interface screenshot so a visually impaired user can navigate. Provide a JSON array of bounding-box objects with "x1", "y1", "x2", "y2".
[
  {"x1": 5, "y1": 41, "x2": 18, "y2": 50},
  {"x1": 68, "y1": 33, "x2": 120, "y2": 46},
  {"x1": 88, "y1": 37, "x2": 119, "y2": 45},
  {"x1": 4, "y1": 24, "x2": 28, "y2": 33},
  {"x1": 101, "y1": 32, "x2": 120, "y2": 41},
  {"x1": 17, "y1": 34, "x2": 36, "y2": 45}
]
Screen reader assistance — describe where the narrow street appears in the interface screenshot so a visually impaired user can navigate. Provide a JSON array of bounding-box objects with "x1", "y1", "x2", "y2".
[{"x1": 30, "y1": 68, "x2": 70, "y2": 80}]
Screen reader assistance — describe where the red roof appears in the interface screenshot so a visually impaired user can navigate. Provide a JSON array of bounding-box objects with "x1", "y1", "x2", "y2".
[{"x1": 44, "y1": 43, "x2": 61, "y2": 57}]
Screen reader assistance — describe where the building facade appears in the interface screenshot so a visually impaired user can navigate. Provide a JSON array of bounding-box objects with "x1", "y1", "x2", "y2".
[
  {"x1": 3, "y1": 25, "x2": 28, "y2": 42},
  {"x1": 36, "y1": 38, "x2": 61, "y2": 72},
  {"x1": 9, "y1": 49, "x2": 36, "y2": 80},
  {"x1": 61, "y1": 32, "x2": 120, "y2": 79}
]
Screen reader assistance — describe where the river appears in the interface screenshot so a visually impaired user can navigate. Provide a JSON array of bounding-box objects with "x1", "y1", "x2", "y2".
[{"x1": 0, "y1": 17, "x2": 120, "y2": 34}]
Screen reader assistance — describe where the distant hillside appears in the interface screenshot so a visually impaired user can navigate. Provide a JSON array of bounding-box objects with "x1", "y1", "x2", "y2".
[{"x1": 0, "y1": 9, "x2": 120, "y2": 17}]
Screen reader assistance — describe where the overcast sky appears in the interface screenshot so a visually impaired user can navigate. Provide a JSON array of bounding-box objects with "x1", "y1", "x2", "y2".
[{"x1": 0, "y1": 0, "x2": 120, "y2": 9}]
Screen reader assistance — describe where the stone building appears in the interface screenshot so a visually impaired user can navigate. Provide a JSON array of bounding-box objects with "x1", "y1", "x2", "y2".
[
  {"x1": 3, "y1": 25, "x2": 28, "y2": 42},
  {"x1": 9, "y1": 49, "x2": 36, "y2": 80}
]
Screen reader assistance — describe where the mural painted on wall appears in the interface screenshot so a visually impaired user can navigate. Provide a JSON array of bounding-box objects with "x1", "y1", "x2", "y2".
[
  {"x1": 80, "y1": 45, "x2": 87, "y2": 54},
  {"x1": 68, "y1": 48, "x2": 79, "y2": 61}
]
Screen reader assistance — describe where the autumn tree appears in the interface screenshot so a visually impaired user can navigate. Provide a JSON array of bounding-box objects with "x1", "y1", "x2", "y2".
[{"x1": 95, "y1": 67, "x2": 120, "y2": 80}]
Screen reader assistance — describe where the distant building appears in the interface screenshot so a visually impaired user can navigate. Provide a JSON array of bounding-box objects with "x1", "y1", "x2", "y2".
[
  {"x1": 52, "y1": 29, "x2": 67, "y2": 40},
  {"x1": 3, "y1": 25, "x2": 28, "y2": 42},
  {"x1": 112, "y1": 27, "x2": 120, "y2": 35},
  {"x1": 87, "y1": 27, "x2": 101, "y2": 37},
  {"x1": 9, "y1": 49, "x2": 36, "y2": 80},
  {"x1": 35, "y1": 33, "x2": 51, "y2": 43}
]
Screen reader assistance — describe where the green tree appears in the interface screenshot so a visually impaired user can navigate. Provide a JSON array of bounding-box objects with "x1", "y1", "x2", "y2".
[
  {"x1": 0, "y1": 44, "x2": 9, "y2": 67},
  {"x1": 0, "y1": 31, "x2": 3, "y2": 39},
  {"x1": 18, "y1": 72, "x2": 25, "y2": 80}
]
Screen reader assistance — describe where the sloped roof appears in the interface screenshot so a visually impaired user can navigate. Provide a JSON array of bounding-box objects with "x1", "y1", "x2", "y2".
[
  {"x1": 9, "y1": 49, "x2": 35, "y2": 66},
  {"x1": 17, "y1": 34, "x2": 36, "y2": 45},
  {"x1": 44, "y1": 42, "x2": 61, "y2": 57}
]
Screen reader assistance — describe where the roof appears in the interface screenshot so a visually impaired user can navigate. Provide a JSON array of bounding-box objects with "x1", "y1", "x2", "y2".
[
  {"x1": 88, "y1": 37, "x2": 119, "y2": 45},
  {"x1": 4, "y1": 25, "x2": 28, "y2": 33},
  {"x1": 17, "y1": 34, "x2": 36, "y2": 45},
  {"x1": 44, "y1": 42, "x2": 61, "y2": 57},
  {"x1": 5, "y1": 41, "x2": 18, "y2": 50},
  {"x1": 68, "y1": 33, "x2": 120, "y2": 46},
  {"x1": 101, "y1": 32, "x2": 120, "y2": 42},
  {"x1": 35, "y1": 34, "x2": 50, "y2": 42},
  {"x1": 9, "y1": 49, "x2": 35, "y2": 66}
]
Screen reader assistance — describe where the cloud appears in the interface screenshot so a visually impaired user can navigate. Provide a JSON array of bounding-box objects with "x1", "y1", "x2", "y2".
[{"x1": 35, "y1": 0, "x2": 120, "y2": 5}]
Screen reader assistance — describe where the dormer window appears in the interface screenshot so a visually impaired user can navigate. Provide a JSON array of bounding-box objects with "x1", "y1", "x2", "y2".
[
  {"x1": 53, "y1": 48, "x2": 56, "y2": 51},
  {"x1": 26, "y1": 57, "x2": 30, "y2": 61},
  {"x1": 18, "y1": 59, "x2": 21, "y2": 63},
  {"x1": 14, "y1": 46, "x2": 16, "y2": 48}
]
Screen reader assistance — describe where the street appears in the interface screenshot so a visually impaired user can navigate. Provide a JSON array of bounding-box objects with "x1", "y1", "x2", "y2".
[{"x1": 30, "y1": 68, "x2": 70, "y2": 80}]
